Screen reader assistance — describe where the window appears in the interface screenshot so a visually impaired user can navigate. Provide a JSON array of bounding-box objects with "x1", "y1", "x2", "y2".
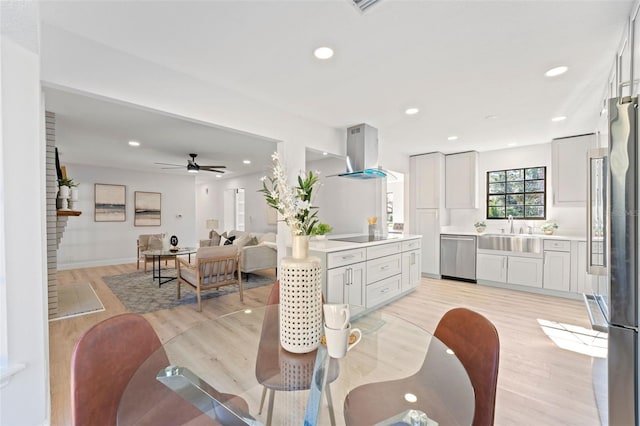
[{"x1": 486, "y1": 167, "x2": 546, "y2": 219}]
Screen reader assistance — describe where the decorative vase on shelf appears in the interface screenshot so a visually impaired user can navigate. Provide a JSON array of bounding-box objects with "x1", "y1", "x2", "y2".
[
  {"x1": 279, "y1": 233, "x2": 322, "y2": 354},
  {"x1": 475, "y1": 227, "x2": 486, "y2": 234},
  {"x1": 544, "y1": 229, "x2": 554, "y2": 235}
]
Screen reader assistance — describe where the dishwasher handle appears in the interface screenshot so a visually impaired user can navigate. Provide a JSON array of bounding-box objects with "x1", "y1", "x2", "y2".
[{"x1": 441, "y1": 236, "x2": 476, "y2": 242}]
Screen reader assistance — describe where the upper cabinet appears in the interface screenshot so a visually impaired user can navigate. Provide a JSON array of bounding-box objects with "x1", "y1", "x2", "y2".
[
  {"x1": 410, "y1": 152, "x2": 446, "y2": 210},
  {"x1": 445, "y1": 151, "x2": 478, "y2": 209},
  {"x1": 551, "y1": 134, "x2": 596, "y2": 206}
]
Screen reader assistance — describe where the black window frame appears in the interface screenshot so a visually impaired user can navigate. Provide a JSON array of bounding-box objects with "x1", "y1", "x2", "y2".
[{"x1": 486, "y1": 166, "x2": 546, "y2": 220}]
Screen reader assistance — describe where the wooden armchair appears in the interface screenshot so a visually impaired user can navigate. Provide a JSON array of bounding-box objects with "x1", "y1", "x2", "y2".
[
  {"x1": 177, "y1": 245, "x2": 243, "y2": 312},
  {"x1": 137, "y1": 234, "x2": 172, "y2": 271}
]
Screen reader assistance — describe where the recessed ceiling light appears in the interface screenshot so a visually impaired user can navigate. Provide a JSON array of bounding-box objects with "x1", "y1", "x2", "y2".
[
  {"x1": 545, "y1": 66, "x2": 568, "y2": 77},
  {"x1": 243, "y1": 160, "x2": 251, "y2": 164},
  {"x1": 128, "y1": 140, "x2": 140, "y2": 147},
  {"x1": 216, "y1": 175, "x2": 222, "y2": 178},
  {"x1": 507, "y1": 142, "x2": 518, "y2": 147},
  {"x1": 314, "y1": 47, "x2": 334, "y2": 60},
  {"x1": 552, "y1": 116, "x2": 567, "y2": 122},
  {"x1": 485, "y1": 115, "x2": 498, "y2": 120},
  {"x1": 322, "y1": 152, "x2": 328, "y2": 156},
  {"x1": 405, "y1": 107, "x2": 419, "y2": 115},
  {"x1": 447, "y1": 136, "x2": 458, "y2": 141}
]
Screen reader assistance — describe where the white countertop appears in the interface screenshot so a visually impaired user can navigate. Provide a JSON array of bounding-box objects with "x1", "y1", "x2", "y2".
[
  {"x1": 440, "y1": 229, "x2": 586, "y2": 241},
  {"x1": 309, "y1": 234, "x2": 421, "y2": 253}
]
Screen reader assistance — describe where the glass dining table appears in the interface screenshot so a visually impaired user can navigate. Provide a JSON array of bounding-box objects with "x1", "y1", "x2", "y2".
[{"x1": 117, "y1": 305, "x2": 475, "y2": 426}]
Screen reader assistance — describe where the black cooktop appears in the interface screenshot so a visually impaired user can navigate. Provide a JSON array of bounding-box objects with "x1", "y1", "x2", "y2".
[{"x1": 330, "y1": 235, "x2": 391, "y2": 243}]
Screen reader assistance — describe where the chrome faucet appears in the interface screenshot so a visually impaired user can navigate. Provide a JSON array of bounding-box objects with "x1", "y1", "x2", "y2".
[{"x1": 508, "y1": 215, "x2": 514, "y2": 234}]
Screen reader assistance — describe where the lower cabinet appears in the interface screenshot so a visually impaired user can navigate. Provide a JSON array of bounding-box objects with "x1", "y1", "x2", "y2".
[
  {"x1": 508, "y1": 256, "x2": 543, "y2": 288},
  {"x1": 543, "y1": 250, "x2": 571, "y2": 291},
  {"x1": 476, "y1": 253, "x2": 507, "y2": 283},
  {"x1": 402, "y1": 250, "x2": 421, "y2": 291},
  {"x1": 477, "y1": 253, "x2": 542, "y2": 288},
  {"x1": 326, "y1": 262, "x2": 365, "y2": 306}
]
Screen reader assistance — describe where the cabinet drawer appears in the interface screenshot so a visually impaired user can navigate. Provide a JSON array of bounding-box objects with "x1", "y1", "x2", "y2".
[
  {"x1": 366, "y1": 275, "x2": 401, "y2": 308},
  {"x1": 402, "y1": 239, "x2": 421, "y2": 252},
  {"x1": 367, "y1": 254, "x2": 402, "y2": 284},
  {"x1": 327, "y1": 248, "x2": 366, "y2": 269},
  {"x1": 543, "y1": 239, "x2": 570, "y2": 252},
  {"x1": 367, "y1": 242, "x2": 402, "y2": 260}
]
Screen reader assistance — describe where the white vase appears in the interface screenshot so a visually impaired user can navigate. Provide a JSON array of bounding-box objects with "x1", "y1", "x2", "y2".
[
  {"x1": 279, "y1": 244, "x2": 322, "y2": 353},
  {"x1": 58, "y1": 185, "x2": 70, "y2": 199},
  {"x1": 162, "y1": 233, "x2": 170, "y2": 250}
]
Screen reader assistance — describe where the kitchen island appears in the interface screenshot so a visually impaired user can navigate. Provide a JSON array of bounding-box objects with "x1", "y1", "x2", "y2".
[{"x1": 309, "y1": 234, "x2": 421, "y2": 313}]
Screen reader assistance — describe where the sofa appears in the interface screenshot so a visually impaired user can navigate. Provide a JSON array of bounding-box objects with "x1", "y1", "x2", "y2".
[{"x1": 200, "y1": 230, "x2": 277, "y2": 275}]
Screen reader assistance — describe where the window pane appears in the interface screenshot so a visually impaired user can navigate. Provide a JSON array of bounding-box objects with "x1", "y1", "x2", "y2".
[
  {"x1": 506, "y1": 169, "x2": 523, "y2": 181},
  {"x1": 488, "y1": 195, "x2": 505, "y2": 206},
  {"x1": 488, "y1": 206, "x2": 505, "y2": 218},
  {"x1": 525, "y1": 180, "x2": 545, "y2": 192},
  {"x1": 525, "y1": 167, "x2": 545, "y2": 180},
  {"x1": 506, "y1": 182, "x2": 524, "y2": 193},
  {"x1": 507, "y1": 194, "x2": 524, "y2": 204},
  {"x1": 488, "y1": 183, "x2": 505, "y2": 194},
  {"x1": 525, "y1": 206, "x2": 545, "y2": 218},
  {"x1": 489, "y1": 171, "x2": 505, "y2": 183},
  {"x1": 525, "y1": 193, "x2": 544, "y2": 205},
  {"x1": 506, "y1": 205, "x2": 524, "y2": 217}
]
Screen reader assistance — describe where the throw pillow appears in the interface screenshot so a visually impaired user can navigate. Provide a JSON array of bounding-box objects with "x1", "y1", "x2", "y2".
[
  {"x1": 224, "y1": 235, "x2": 236, "y2": 245},
  {"x1": 219, "y1": 236, "x2": 229, "y2": 246},
  {"x1": 208, "y1": 230, "x2": 221, "y2": 246},
  {"x1": 233, "y1": 234, "x2": 253, "y2": 249},
  {"x1": 148, "y1": 235, "x2": 163, "y2": 250}
]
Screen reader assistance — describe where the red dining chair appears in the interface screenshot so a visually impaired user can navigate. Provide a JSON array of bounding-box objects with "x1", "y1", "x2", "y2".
[
  {"x1": 343, "y1": 307, "x2": 500, "y2": 426},
  {"x1": 71, "y1": 313, "x2": 248, "y2": 426}
]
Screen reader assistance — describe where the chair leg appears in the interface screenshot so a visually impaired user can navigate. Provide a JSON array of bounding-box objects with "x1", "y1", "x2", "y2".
[
  {"x1": 266, "y1": 389, "x2": 275, "y2": 426},
  {"x1": 177, "y1": 279, "x2": 181, "y2": 300},
  {"x1": 258, "y1": 386, "x2": 267, "y2": 414},
  {"x1": 238, "y1": 271, "x2": 244, "y2": 302},
  {"x1": 325, "y1": 384, "x2": 336, "y2": 426},
  {"x1": 197, "y1": 289, "x2": 202, "y2": 312}
]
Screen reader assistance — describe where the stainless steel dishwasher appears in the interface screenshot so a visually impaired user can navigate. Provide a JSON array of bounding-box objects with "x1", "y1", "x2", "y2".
[{"x1": 440, "y1": 234, "x2": 477, "y2": 282}]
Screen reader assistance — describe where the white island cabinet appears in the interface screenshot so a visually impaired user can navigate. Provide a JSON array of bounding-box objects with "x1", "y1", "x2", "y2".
[{"x1": 310, "y1": 235, "x2": 422, "y2": 312}]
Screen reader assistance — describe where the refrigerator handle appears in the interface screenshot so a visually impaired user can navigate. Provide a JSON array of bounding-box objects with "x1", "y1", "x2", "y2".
[{"x1": 586, "y1": 148, "x2": 608, "y2": 276}]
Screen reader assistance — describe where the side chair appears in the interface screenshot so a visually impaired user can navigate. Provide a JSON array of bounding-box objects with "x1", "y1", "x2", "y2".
[
  {"x1": 343, "y1": 307, "x2": 500, "y2": 426},
  {"x1": 177, "y1": 245, "x2": 243, "y2": 312}
]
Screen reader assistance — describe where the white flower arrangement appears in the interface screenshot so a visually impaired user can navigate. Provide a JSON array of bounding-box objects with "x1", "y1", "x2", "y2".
[
  {"x1": 541, "y1": 222, "x2": 558, "y2": 231},
  {"x1": 260, "y1": 152, "x2": 320, "y2": 236}
]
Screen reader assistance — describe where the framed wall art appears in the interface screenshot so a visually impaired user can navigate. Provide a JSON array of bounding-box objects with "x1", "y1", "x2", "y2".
[
  {"x1": 94, "y1": 184, "x2": 126, "y2": 222},
  {"x1": 134, "y1": 191, "x2": 161, "y2": 226}
]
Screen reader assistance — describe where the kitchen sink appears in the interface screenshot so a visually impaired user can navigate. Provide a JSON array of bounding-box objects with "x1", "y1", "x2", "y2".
[{"x1": 477, "y1": 234, "x2": 542, "y2": 254}]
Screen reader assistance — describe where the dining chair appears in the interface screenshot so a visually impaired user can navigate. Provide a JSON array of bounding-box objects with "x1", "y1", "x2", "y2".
[
  {"x1": 176, "y1": 245, "x2": 242, "y2": 312},
  {"x1": 71, "y1": 313, "x2": 250, "y2": 426},
  {"x1": 255, "y1": 281, "x2": 338, "y2": 426},
  {"x1": 343, "y1": 307, "x2": 500, "y2": 426}
]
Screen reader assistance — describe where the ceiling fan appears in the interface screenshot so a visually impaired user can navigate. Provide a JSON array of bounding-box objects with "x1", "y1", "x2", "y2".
[{"x1": 155, "y1": 153, "x2": 226, "y2": 174}]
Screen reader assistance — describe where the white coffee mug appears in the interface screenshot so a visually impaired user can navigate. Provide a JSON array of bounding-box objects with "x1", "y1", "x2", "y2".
[
  {"x1": 324, "y1": 323, "x2": 362, "y2": 358},
  {"x1": 323, "y1": 303, "x2": 350, "y2": 330}
]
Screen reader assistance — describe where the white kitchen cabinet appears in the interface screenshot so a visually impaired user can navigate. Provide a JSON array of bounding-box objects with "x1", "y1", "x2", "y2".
[
  {"x1": 508, "y1": 256, "x2": 543, "y2": 288},
  {"x1": 326, "y1": 262, "x2": 365, "y2": 306},
  {"x1": 402, "y1": 250, "x2": 421, "y2": 291},
  {"x1": 543, "y1": 251, "x2": 571, "y2": 292},
  {"x1": 415, "y1": 209, "x2": 441, "y2": 277},
  {"x1": 477, "y1": 253, "x2": 507, "y2": 283},
  {"x1": 410, "y1": 153, "x2": 445, "y2": 209},
  {"x1": 552, "y1": 134, "x2": 595, "y2": 206},
  {"x1": 445, "y1": 151, "x2": 478, "y2": 209}
]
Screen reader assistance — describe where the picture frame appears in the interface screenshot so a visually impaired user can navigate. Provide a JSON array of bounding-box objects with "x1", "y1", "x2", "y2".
[
  {"x1": 94, "y1": 184, "x2": 126, "y2": 222},
  {"x1": 134, "y1": 191, "x2": 161, "y2": 226}
]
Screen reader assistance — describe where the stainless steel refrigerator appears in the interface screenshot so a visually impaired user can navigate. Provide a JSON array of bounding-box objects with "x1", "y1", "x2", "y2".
[{"x1": 585, "y1": 96, "x2": 639, "y2": 426}]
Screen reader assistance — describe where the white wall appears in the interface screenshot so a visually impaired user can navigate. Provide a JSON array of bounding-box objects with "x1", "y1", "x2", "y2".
[
  {"x1": 446, "y1": 143, "x2": 586, "y2": 236},
  {"x1": 307, "y1": 157, "x2": 384, "y2": 235},
  {"x1": 0, "y1": 25, "x2": 50, "y2": 426},
  {"x1": 57, "y1": 164, "x2": 197, "y2": 269}
]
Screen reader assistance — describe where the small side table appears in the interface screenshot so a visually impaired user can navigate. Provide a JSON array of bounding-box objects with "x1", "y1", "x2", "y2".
[{"x1": 142, "y1": 248, "x2": 196, "y2": 287}]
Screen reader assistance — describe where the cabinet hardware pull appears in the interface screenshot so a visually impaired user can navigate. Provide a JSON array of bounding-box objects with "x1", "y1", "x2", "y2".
[
  {"x1": 380, "y1": 265, "x2": 390, "y2": 270},
  {"x1": 381, "y1": 288, "x2": 390, "y2": 293},
  {"x1": 342, "y1": 255, "x2": 355, "y2": 260},
  {"x1": 349, "y1": 268, "x2": 353, "y2": 286}
]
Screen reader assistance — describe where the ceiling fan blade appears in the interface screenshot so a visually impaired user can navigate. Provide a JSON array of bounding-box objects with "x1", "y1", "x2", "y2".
[
  {"x1": 199, "y1": 165, "x2": 227, "y2": 170},
  {"x1": 202, "y1": 169, "x2": 225, "y2": 173},
  {"x1": 155, "y1": 162, "x2": 184, "y2": 167},
  {"x1": 160, "y1": 166, "x2": 185, "y2": 170}
]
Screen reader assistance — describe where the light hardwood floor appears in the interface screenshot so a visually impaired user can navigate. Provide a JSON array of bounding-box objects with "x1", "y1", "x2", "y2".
[{"x1": 50, "y1": 263, "x2": 600, "y2": 426}]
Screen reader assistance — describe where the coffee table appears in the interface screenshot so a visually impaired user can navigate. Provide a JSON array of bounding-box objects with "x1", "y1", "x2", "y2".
[{"x1": 141, "y1": 247, "x2": 196, "y2": 287}]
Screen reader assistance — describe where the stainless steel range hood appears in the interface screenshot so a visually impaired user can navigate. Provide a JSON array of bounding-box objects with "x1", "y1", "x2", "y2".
[{"x1": 338, "y1": 123, "x2": 387, "y2": 179}]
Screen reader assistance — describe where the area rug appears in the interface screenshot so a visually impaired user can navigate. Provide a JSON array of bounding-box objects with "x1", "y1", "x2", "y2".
[
  {"x1": 102, "y1": 270, "x2": 274, "y2": 314},
  {"x1": 50, "y1": 283, "x2": 105, "y2": 321}
]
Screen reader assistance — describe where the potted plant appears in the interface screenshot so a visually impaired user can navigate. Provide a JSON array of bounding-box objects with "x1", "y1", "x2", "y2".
[
  {"x1": 58, "y1": 177, "x2": 79, "y2": 210},
  {"x1": 311, "y1": 222, "x2": 333, "y2": 240},
  {"x1": 474, "y1": 221, "x2": 486, "y2": 234},
  {"x1": 541, "y1": 222, "x2": 558, "y2": 235}
]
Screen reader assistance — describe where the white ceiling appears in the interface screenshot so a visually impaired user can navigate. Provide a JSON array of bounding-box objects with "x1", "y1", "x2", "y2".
[{"x1": 40, "y1": 0, "x2": 634, "y2": 170}]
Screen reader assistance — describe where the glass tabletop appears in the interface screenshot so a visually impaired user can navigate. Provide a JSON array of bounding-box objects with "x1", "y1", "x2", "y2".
[
  {"x1": 118, "y1": 305, "x2": 475, "y2": 425},
  {"x1": 141, "y1": 247, "x2": 196, "y2": 256}
]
